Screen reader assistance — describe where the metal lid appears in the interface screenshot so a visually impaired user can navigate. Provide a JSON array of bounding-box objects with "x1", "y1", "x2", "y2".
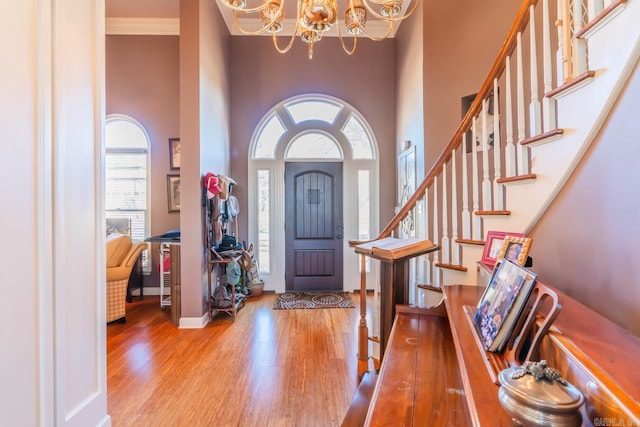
[{"x1": 499, "y1": 360, "x2": 584, "y2": 413}]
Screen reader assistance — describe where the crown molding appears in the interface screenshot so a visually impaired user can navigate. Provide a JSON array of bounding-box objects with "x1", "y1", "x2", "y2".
[{"x1": 106, "y1": 17, "x2": 180, "y2": 35}]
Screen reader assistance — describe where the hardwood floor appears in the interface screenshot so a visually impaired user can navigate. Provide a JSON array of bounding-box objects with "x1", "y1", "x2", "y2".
[{"x1": 107, "y1": 293, "x2": 366, "y2": 426}]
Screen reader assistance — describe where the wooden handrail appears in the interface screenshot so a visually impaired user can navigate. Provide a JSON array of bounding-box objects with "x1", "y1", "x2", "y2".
[{"x1": 377, "y1": 0, "x2": 538, "y2": 239}]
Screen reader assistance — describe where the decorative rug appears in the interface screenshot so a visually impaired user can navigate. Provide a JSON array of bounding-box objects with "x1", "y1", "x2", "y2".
[{"x1": 273, "y1": 291, "x2": 355, "y2": 310}]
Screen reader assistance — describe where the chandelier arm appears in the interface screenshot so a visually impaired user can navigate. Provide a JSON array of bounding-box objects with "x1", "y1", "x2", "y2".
[
  {"x1": 217, "y1": 0, "x2": 271, "y2": 14},
  {"x1": 271, "y1": 27, "x2": 300, "y2": 54},
  {"x1": 232, "y1": 10, "x2": 270, "y2": 35},
  {"x1": 361, "y1": 0, "x2": 419, "y2": 22},
  {"x1": 335, "y1": 20, "x2": 358, "y2": 55},
  {"x1": 231, "y1": 0, "x2": 285, "y2": 36}
]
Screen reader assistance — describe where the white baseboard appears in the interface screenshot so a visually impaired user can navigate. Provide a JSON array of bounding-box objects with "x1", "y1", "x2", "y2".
[
  {"x1": 130, "y1": 287, "x2": 209, "y2": 328},
  {"x1": 131, "y1": 287, "x2": 164, "y2": 296},
  {"x1": 179, "y1": 313, "x2": 209, "y2": 329}
]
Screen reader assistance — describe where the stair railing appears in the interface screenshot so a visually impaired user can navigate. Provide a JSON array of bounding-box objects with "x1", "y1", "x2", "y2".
[{"x1": 351, "y1": 0, "x2": 625, "y2": 376}]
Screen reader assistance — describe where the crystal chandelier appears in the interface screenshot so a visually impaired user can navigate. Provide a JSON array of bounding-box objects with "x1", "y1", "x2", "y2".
[{"x1": 217, "y1": 0, "x2": 419, "y2": 58}]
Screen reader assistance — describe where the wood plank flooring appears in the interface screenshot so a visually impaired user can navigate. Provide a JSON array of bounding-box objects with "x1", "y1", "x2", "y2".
[{"x1": 107, "y1": 293, "x2": 367, "y2": 427}]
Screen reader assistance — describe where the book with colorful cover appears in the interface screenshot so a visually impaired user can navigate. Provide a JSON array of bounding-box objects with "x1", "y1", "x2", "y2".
[{"x1": 473, "y1": 259, "x2": 538, "y2": 352}]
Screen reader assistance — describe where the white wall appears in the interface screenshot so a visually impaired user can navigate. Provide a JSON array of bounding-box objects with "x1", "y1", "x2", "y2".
[{"x1": 0, "y1": 1, "x2": 109, "y2": 425}]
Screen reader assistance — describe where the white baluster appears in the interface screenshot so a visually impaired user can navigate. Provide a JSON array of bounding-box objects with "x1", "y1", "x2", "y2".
[
  {"x1": 481, "y1": 100, "x2": 492, "y2": 210},
  {"x1": 423, "y1": 189, "x2": 432, "y2": 286},
  {"x1": 441, "y1": 163, "x2": 450, "y2": 264},
  {"x1": 557, "y1": 0, "x2": 571, "y2": 82},
  {"x1": 492, "y1": 79, "x2": 504, "y2": 211},
  {"x1": 542, "y1": 0, "x2": 557, "y2": 132},
  {"x1": 461, "y1": 133, "x2": 471, "y2": 239},
  {"x1": 471, "y1": 119, "x2": 482, "y2": 241},
  {"x1": 572, "y1": 0, "x2": 588, "y2": 75},
  {"x1": 432, "y1": 175, "x2": 440, "y2": 286},
  {"x1": 588, "y1": 0, "x2": 603, "y2": 23},
  {"x1": 451, "y1": 148, "x2": 460, "y2": 265},
  {"x1": 505, "y1": 56, "x2": 516, "y2": 177},
  {"x1": 517, "y1": 32, "x2": 530, "y2": 175},
  {"x1": 529, "y1": 5, "x2": 542, "y2": 137}
]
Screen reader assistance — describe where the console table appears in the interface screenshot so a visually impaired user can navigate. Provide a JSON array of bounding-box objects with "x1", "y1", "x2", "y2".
[{"x1": 347, "y1": 278, "x2": 640, "y2": 426}]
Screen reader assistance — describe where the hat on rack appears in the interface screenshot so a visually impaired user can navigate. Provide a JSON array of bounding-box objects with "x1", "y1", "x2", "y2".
[
  {"x1": 204, "y1": 172, "x2": 222, "y2": 199},
  {"x1": 218, "y1": 174, "x2": 230, "y2": 200}
]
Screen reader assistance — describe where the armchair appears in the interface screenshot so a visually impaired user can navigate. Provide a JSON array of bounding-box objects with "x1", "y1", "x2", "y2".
[{"x1": 106, "y1": 235, "x2": 145, "y2": 323}]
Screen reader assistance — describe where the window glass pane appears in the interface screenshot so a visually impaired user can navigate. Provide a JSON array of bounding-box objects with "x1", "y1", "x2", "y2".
[
  {"x1": 286, "y1": 133, "x2": 341, "y2": 159},
  {"x1": 105, "y1": 118, "x2": 150, "y2": 272},
  {"x1": 105, "y1": 153, "x2": 147, "y2": 211},
  {"x1": 342, "y1": 115, "x2": 374, "y2": 159},
  {"x1": 105, "y1": 120, "x2": 147, "y2": 149},
  {"x1": 358, "y1": 170, "x2": 371, "y2": 272},
  {"x1": 258, "y1": 170, "x2": 270, "y2": 274},
  {"x1": 255, "y1": 114, "x2": 285, "y2": 159},
  {"x1": 285, "y1": 99, "x2": 342, "y2": 124}
]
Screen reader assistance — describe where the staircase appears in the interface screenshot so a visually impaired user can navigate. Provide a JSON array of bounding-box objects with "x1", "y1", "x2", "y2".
[
  {"x1": 385, "y1": 0, "x2": 638, "y2": 287},
  {"x1": 352, "y1": 0, "x2": 640, "y2": 373}
]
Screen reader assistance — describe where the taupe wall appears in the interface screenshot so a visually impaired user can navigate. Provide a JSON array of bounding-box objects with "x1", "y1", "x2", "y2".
[
  {"x1": 395, "y1": 0, "x2": 425, "y2": 184},
  {"x1": 106, "y1": 35, "x2": 180, "y2": 287},
  {"x1": 421, "y1": 0, "x2": 520, "y2": 169},
  {"x1": 529, "y1": 61, "x2": 640, "y2": 336},
  {"x1": 229, "y1": 37, "x2": 396, "y2": 240}
]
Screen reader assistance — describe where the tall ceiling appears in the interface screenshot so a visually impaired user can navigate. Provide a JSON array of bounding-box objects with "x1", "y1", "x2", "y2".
[{"x1": 105, "y1": 0, "x2": 403, "y2": 38}]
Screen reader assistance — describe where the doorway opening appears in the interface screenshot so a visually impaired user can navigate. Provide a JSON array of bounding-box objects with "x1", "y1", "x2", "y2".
[{"x1": 247, "y1": 94, "x2": 380, "y2": 294}]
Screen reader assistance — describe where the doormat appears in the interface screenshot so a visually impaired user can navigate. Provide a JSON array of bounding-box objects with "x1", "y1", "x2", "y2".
[{"x1": 273, "y1": 291, "x2": 355, "y2": 310}]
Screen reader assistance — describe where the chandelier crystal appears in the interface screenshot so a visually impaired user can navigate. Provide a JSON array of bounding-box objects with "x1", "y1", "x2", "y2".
[{"x1": 219, "y1": 0, "x2": 419, "y2": 58}]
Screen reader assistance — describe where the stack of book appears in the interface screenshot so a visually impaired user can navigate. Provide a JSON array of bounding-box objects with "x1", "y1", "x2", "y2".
[{"x1": 473, "y1": 259, "x2": 538, "y2": 353}]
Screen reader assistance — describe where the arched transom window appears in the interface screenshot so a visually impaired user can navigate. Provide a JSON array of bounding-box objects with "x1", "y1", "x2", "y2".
[{"x1": 248, "y1": 94, "x2": 379, "y2": 294}]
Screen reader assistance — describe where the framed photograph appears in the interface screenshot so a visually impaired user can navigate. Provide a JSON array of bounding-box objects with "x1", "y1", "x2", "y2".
[
  {"x1": 481, "y1": 230, "x2": 525, "y2": 269},
  {"x1": 167, "y1": 174, "x2": 181, "y2": 212},
  {"x1": 474, "y1": 259, "x2": 537, "y2": 352},
  {"x1": 169, "y1": 138, "x2": 180, "y2": 170},
  {"x1": 495, "y1": 235, "x2": 532, "y2": 266}
]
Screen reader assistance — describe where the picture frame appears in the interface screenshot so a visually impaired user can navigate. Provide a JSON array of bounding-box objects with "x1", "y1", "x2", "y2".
[
  {"x1": 481, "y1": 230, "x2": 525, "y2": 269},
  {"x1": 169, "y1": 138, "x2": 181, "y2": 170},
  {"x1": 167, "y1": 174, "x2": 181, "y2": 212},
  {"x1": 495, "y1": 235, "x2": 533, "y2": 266}
]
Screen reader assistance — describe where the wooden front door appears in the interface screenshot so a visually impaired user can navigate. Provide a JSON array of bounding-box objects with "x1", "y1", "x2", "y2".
[{"x1": 285, "y1": 162, "x2": 343, "y2": 291}]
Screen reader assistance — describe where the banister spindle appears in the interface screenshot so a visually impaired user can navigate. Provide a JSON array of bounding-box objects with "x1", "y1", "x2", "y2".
[
  {"x1": 529, "y1": 5, "x2": 542, "y2": 137},
  {"x1": 441, "y1": 162, "x2": 450, "y2": 264},
  {"x1": 558, "y1": 0, "x2": 573, "y2": 82},
  {"x1": 432, "y1": 175, "x2": 441, "y2": 286},
  {"x1": 358, "y1": 253, "x2": 368, "y2": 379},
  {"x1": 481, "y1": 100, "x2": 492, "y2": 211},
  {"x1": 461, "y1": 133, "x2": 471, "y2": 239},
  {"x1": 423, "y1": 189, "x2": 432, "y2": 286},
  {"x1": 571, "y1": 0, "x2": 588, "y2": 75},
  {"x1": 542, "y1": 0, "x2": 557, "y2": 131},
  {"x1": 492, "y1": 79, "x2": 504, "y2": 211},
  {"x1": 588, "y1": 0, "x2": 603, "y2": 21},
  {"x1": 505, "y1": 55, "x2": 517, "y2": 177},
  {"x1": 471, "y1": 117, "x2": 482, "y2": 241},
  {"x1": 451, "y1": 148, "x2": 460, "y2": 265},
  {"x1": 516, "y1": 32, "x2": 530, "y2": 175}
]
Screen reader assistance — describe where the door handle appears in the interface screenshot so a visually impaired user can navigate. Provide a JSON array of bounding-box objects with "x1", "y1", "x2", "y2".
[{"x1": 336, "y1": 234, "x2": 343, "y2": 240}]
